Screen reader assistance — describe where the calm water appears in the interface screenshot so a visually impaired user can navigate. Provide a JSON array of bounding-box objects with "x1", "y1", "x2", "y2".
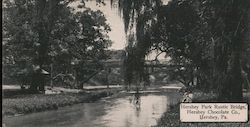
[{"x1": 3, "y1": 93, "x2": 181, "y2": 127}]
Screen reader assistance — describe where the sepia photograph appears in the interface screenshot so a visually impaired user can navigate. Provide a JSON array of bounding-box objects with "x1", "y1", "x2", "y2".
[{"x1": 2, "y1": 0, "x2": 250, "y2": 127}]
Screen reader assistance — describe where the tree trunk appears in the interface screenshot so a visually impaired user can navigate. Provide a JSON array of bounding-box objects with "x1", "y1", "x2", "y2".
[
  {"x1": 50, "y1": 64, "x2": 53, "y2": 88},
  {"x1": 226, "y1": 50, "x2": 243, "y2": 101},
  {"x1": 214, "y1": 0, "x2": 248, "y2": 101}
]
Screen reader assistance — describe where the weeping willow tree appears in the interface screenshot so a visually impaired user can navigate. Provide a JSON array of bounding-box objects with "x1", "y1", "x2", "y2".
[
  {"x1": 113, "y1": 0, "x2": 250, "y2": 101},
  {"x1": 112, "y1": 0, "x2": 163, "y2": 88}
]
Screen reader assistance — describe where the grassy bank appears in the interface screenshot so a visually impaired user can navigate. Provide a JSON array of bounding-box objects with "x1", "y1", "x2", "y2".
[
  {"x1": 2, "y1": 89, "x2": 120, "y2": 117},
  {"x1": 154, "y1": 91, "x2": 250, "y2": 127}
]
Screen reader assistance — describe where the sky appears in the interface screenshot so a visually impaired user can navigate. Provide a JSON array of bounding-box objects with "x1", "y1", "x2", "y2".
[
  {"x1": 85, "y1": 1, "x2": 127, "y2": 50},
  {"x1": 70, "y1": 0, "x2": 126, "y2": 50},
  {"x1": 70, "y1": 0, "x2": 170, "y2": 60}
]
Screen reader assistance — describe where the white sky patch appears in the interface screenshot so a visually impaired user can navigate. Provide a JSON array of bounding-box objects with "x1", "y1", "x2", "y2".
[
  {"x1": 146, "y1": 50, "x2": 171, "y2": 61},
  {"x1": 162, "y1": 0, "x2": 171, "y2": 5}
]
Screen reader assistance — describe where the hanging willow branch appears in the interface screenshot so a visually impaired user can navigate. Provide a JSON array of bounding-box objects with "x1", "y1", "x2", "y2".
[{"x1": 110, "y1": 0, "x2": 163, "y2": 84}]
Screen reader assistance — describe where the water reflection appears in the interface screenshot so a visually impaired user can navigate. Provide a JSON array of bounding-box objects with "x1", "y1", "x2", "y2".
[{"x1": 4, "y1": 93, "x2": 180, "y2": 127}]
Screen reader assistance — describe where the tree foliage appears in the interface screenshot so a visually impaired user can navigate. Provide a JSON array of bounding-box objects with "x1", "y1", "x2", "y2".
[
  {"x1": 116, "y1": 0, "x2": 250, "y2": 101},
  {"x1": 3, "y1": 0, "x2": 112, "y2": 90}
]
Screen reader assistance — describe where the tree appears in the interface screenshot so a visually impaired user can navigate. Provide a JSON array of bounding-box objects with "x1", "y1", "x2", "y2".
[
  {"x1": 114, "y1": 0, "x2": 250, "y2": 101},
  {"x1": 3, "y1": 0, "x2": 112, "y2": 91},
  {"x1": 3, "y1": 0, "x2": 41, "y2": 88},
  {"x1": 199, "y1": 0, "x2": 250, "y2": 101}
]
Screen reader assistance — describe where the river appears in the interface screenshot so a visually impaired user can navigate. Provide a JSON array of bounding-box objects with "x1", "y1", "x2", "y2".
[{"x1": 3, "y1": 92, "x2": 181, "y2": 127}]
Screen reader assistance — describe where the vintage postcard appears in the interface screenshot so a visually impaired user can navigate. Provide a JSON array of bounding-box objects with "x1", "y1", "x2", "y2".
[{"x1": 2, "y1": 0, "x2": 250, "y2": 127}]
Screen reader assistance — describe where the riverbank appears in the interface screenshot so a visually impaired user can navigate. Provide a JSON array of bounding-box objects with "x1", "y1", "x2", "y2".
[
  {"x1": 154, "y1": 91, "x2": 250, "y2": 127},
  {"x1": 3, "y1": 92, "x2": 180, "y2": 127},
  {"x1": 2, "y1": 89, "x2": 121, "y2": 117}
]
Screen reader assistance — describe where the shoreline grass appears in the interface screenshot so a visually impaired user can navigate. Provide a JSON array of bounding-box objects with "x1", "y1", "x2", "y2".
[
  {"x1": 154, "y1": 91, "x2": 250, "y2": 127},
  {"x1": 2, "y1": 89, "x2": 120, "y2": 117}
]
